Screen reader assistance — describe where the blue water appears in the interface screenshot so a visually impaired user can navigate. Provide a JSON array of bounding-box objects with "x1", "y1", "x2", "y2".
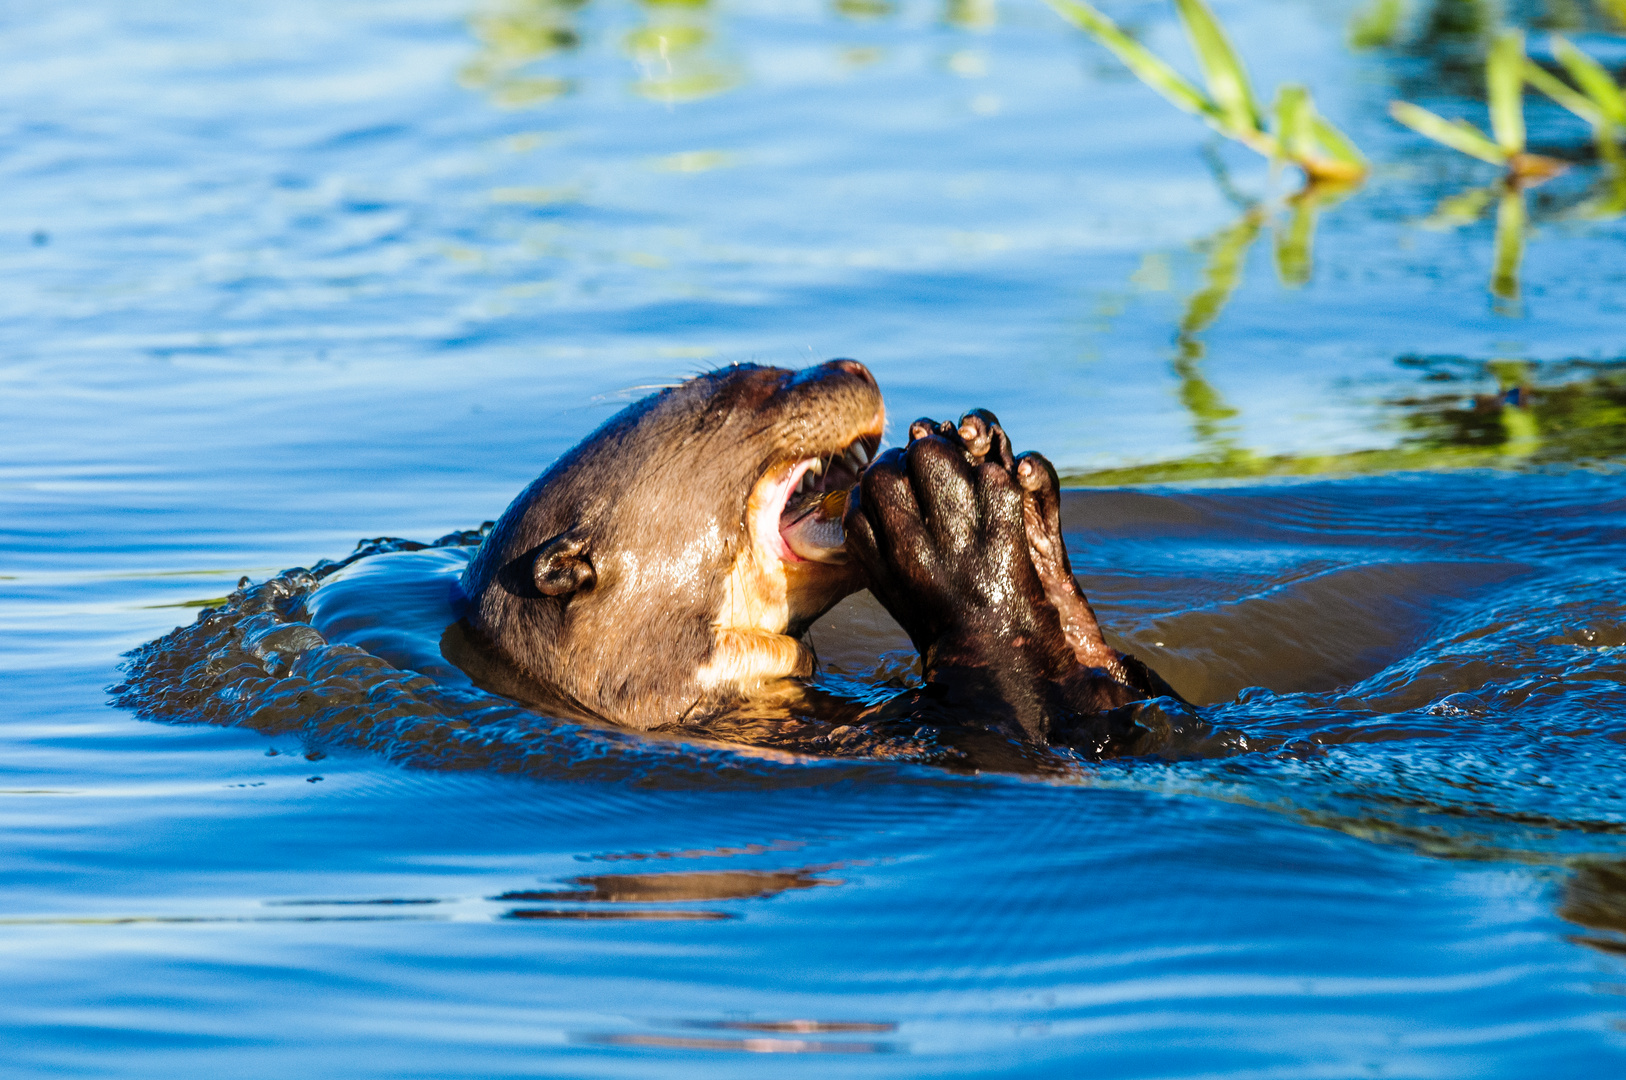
[{"x1": 6, "y1": 0, "x2": 1626, "y2": 1074}]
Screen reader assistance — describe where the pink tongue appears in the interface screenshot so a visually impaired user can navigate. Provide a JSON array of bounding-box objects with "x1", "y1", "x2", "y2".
[{"x1": 779, "y1": 491, "x2": 850, "y2": 564}]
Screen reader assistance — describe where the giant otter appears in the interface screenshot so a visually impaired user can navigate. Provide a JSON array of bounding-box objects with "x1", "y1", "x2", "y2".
[{"x1": 457, "y1": 359, "x2": 1177, "y2": 750}]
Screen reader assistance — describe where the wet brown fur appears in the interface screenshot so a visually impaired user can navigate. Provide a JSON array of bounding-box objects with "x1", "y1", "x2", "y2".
[{"x1": 458, "y1": 362, "x2": 883, "y2": 729}]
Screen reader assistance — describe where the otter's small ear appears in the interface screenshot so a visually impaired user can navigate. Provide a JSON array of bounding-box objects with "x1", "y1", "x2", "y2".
[{"x1": 533, "y1": 532, "x2": 595, "y2": 597}]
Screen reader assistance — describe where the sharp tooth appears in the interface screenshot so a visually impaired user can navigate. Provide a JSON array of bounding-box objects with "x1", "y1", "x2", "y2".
[
  {"x1": 808, "y1": 459, "x2": 824, "y2": 476},
  {"x1": 852, "y1": 441, "x2": 870, "y2": 466}
]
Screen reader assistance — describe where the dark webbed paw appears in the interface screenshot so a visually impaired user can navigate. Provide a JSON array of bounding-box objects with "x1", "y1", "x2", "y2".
[
  {"x1": 845, "y1": 411, "x2": 1166, "y2": 743},
  {"x1": 844, "y1": 420, "x2": 1069, "y2": 674},
  {"x1": 929, "y1": 410, "x2": 1120, "y2": 681},
  {"x1": 952, "y1": 410, "x2": 1184, "y2": 704}
]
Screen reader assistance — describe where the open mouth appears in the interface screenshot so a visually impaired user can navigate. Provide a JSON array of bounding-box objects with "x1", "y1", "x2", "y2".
[{"x1": 757, "y1": 430, "x2": 883, "y2": 565}]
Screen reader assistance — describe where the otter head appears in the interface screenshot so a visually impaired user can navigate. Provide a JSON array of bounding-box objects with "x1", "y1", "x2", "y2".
[{"x1": 458, "y1": 359, "x2": 885, "y2": 728}]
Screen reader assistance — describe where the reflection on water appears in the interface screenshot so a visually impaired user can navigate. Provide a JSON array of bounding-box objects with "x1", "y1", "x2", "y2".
[
  {"x1": 102, "y1": 467, "x2": 1626, "y2": 1068},
  {"x1": 1367, "y1": 0, "x2": 1626, "y2": 64},
  {"x1": 1158, "y1": 177, "x2": 1361, "y2": 469},
  {"x1": 1078, "y1": 350, "x2": 1626, "y2": 483},
  {"x1": 461, "y1": 0, "x2": 586, "y2": 106},
  {"x1": 834, "y1": 0, "x2": 899, "y2": 20},
  {"x1": 496, "y1": 867, "x2": 838, "y2": 902},
  {"x1": 944, "y1": 0, "x2": 998, "y2": 31},
  {"x1": 461, "y1": 0, "x2": 740, "y2": 106},
  {"x1": 580, "y1": 1031, "x2": 898, "y2": 1052},
  {"x1": 626, "y1": 0, "x2": 738, "y2": 103},
  {"x1": 0, "y1": 864, "x2": 840, "y2": 926},
  {"x1": 1561, "y1": 860, "x2": 1626, "y2": 956}
]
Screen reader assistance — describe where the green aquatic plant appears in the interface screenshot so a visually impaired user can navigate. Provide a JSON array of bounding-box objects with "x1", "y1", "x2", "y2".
[
  {"x1": 1521, "y1": 34, "x2": 1626, "y2": 155},
  {"x1": 1349, "y1": 0, "x2": 1407, "y2": 50},
  {"x1": 1390, "y1": 29, "x2": 1569, "y2": 186},
  {"x1": 1391, "y1": 29, "x2": 1575, "y2": 300},
  {"x1": 1570, "y1": 153, "x2": 1626, "y2": 219},
  {"x1": 1044, "y1": 0, "x2": 1367, "y2": 184},
  {"x1": 944, "y1": 0, "x2": 998, "y2": 31},
  {"x1": 1596, "y1": 0, "x2": 1626, "y2": 31},
  {"x1": 1393, "y1": 29, "x2": 1626, "y2": 299}
]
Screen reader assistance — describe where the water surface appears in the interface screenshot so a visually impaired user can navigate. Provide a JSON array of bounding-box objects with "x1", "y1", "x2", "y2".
[{"x1": 5, "y1": 0, "x2": 1626, "y2": 1074}]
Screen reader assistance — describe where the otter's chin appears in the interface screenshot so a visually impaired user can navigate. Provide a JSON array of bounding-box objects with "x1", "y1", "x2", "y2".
[
  {"x1": 782, "y1": 556, "x2": 866, "y2": 636},
  {"x1": 696, "y1": 424, "x2": 881, "y2": 695}
]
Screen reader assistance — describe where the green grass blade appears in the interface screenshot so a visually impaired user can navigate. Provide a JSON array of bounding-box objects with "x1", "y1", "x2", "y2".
[
  {"x1": 1044, "y1": 0, "x2": 1222, "y2": 124},
  {"x1": 1570, "y1": 143, "x2": 1626, "y2": 220},
  {"x1": 1172, "y1": 0, "x2": 1261, "y2": 135},
  {"x1": 1491, "y1": 186, "x2": 1526, "y2": 300},
  {"x1": 1523, "y1": 58, "x2": 1606, "y2": 126},
  {"x1": 1486, "y1": 30, "x2": 1526, "y2": 154},
  {"x1": 1390, "y1": 101, "x2": 1508, "y2": 164},
  {"x1": 1553, "y1": 36, "x2": 1626, "y2": 125},
  {"x1": 1273, "y1": 83, "x2": 1313, "y2": 161},
  {"x1": 1273, "y1": 85, "x2": 1367, "y2": 180},
  {"x1": 1348, "y1": 0, "x2": 1405, "y2": 50},
  {"x1": 1310, "y1": 113, "x2": 1367, "y2": 168}
]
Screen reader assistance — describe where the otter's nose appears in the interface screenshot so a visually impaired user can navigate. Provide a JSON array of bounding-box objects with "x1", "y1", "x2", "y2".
[{"x1": 822, "y1": 358, "x2": 876, "y2": 387}]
